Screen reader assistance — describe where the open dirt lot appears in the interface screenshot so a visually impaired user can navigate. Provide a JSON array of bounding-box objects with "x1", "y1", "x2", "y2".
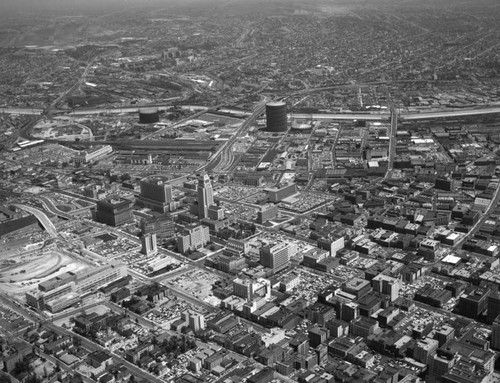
[{"x1": 0, "y1": 248, "x2": 89, "y2": 300}]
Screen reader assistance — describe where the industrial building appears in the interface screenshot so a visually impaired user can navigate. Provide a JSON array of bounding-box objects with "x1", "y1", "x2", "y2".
[
  {"x1": 267, "y1": 183, "x2": 298, "y2": 203},
  {"x1": 26, "y1": 262, "x2": 127, "y2": 313},
  {"x1": 74, "y1": 145, "x2": 113, "y2": 164}
]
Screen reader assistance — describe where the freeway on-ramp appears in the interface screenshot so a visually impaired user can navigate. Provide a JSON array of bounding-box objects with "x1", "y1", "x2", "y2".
[{"x1": 12, "y1": 203, "x2": 59, "y2": 238}]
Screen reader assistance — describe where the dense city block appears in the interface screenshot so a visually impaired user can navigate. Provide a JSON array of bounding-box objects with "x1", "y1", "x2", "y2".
[{"x1": 1, "y1": 1, "x2": 500, "y2": 383}]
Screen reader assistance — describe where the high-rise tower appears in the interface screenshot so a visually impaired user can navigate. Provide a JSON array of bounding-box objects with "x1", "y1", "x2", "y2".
[
  {"x1": 141, "y1": 233, "x2": 158, "y2": 256},
  {"x1": 139, "y1": 178, "x2": 172, "y2": 213},
  {"x1": 94, "y1": 197, "x2": 134, "y2": 227},
  {"x1": 197, "y1": 174, "x2": 214, "y2": 219}
]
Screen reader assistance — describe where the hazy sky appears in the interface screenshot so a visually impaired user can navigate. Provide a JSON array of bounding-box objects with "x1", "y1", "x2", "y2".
[
  {"x1": 0, "y1": 0, "x2": 166, "y2": 15},
  {"x1": 1, "y1": 0, "x2": 497, "y2": 17}
]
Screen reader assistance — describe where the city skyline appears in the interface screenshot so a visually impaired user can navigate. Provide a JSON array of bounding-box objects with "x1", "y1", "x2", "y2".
[{"x1": 0, "y1": 1, "x2": 500, "y2": 383}]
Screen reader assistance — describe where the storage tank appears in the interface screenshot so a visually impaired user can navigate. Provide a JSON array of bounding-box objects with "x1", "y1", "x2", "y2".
[
  {"x1": 266, "y1": 101, "x2": 287, "y2": 132},
  {"x1": 139, "y1": 107, "x2": 159, "y2": 124}
]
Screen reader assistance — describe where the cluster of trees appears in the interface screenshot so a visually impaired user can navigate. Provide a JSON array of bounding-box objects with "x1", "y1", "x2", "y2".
[
  {"x1": 216, "y1": 222, "x2": 256, "y2": 240},
  {"x1": 132, "y1": 335, "x2": 198, "y2": 375},
  {"x1": 12, "y1": 359, "x2": 41, "y2": 383},
  {"x1": 109, "y1": 173, "x2": 132, "y2": 183},
  {"x1": 65, "y1": 45, "x2": 105, "y2": 62},
  {"x1": 152, "y1": 335, "x2": 197, "y2": 357},
  {"x1": 73, "y1": 313, "x2": 128, "y2": 341},
  {"x1": 121, "y1": 296, "x2": 153, "y2": 315}
]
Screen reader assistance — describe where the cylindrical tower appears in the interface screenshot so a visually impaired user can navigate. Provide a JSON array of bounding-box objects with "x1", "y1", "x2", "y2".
[
  {"x1": 266, "y1": 101, "x2": 287, "y2": 132},
  {"x1": 139, "y1": 107, "x2": 160, "y2": 124}
]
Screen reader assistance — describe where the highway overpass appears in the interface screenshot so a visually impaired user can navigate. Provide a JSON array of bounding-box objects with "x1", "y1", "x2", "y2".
[
  {"x1": 12, "y1": 204, "x2": 58, "y2": 238},
  {"x1": 0, "y1": 108, "x2": 43, "y2": 115},
  {"x1": 402, "y1": 107, "x2": 500, "y2": 120},
  {"x1": 54, "y1": 104, "x2": 209, "y2": 115},
  {"x1": 290, "y1": 107, "x2": 500, "y2": 121},
  {"x1": 289, "y1": 112, "x2": 389, "y2": 120}
]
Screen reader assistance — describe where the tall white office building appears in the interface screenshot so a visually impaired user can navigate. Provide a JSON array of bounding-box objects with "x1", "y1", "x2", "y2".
[{"x1": 197, "y1": 174, "x2": 214, "y2": 219}]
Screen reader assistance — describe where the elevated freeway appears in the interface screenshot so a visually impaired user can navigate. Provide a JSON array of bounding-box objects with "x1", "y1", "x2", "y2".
[
  {"x1": 12, "y1": 204, "x2": 59, "y2": 238},
  {"x1": 0, "y1": 107, "x2": 44, "y2": 115},
  {"x1": 289, "y1": 106, "x2": 500, "y2": 121},
  {"x1": 53, "y1": 104, "x2": 209, "y2": 116},
  {"x1": 402, "y1": 106, "x2": 500, "y2": 120},
  {"x1": 202, "y1": 100, "x2": 267, "y2": 173},
  {"x1": 386, "y1": 91, "x2": 398, "y2": 177},
  {"x1": 289, "y1": 112, "x2": 389, "y2": 120}
]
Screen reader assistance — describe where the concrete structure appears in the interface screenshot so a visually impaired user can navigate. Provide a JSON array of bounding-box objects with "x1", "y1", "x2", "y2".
[
  {"x1": 487, "y1": 293, "x2": 500, "y2": 324},
  {"x1": 233, "y1": 278, "x2": 271, "y2": 300},
  {"x1": 342, "y1": 278, "x2": 372, "y2": 299},
  {"x1": 26, "y1": 262, "x2": 127, "y2": 312},
  {"x1": 260, "y1": 242, "x2": 297, "y2": 272},
  {"x1": 188, "y1": 312, "x2": 206, "y2": 332},
  {"x1": 74, "y1": 145, "x2": 112, "y2": 164},
  {"x1": 138, "y1": 178, "x2": 172, "y2": 213},
  {"x1": 303, "y1": 249, "x2": 329, "y2": 269},
  {"x1": 318, "y1": 235, "x2": 345, "y2": 256},
  {"x1": 208, "y1": 205, "x2": 225, "y2": 221},
  {"x1": 434, "y1": 325, "x2": 455, "y2": 347},
  {"x1": 212, "y1": 253, "x2": 246, "y2": 273},
  {"x1": 268, "y1": 183, "x2": 298, "y2": 203},
  {"x1": 197, "y1": 174, "x2": 214, "y2": 219},
  {"x1": 76, "y1": 262, "x2": 128, "y2": 295},
  {"x1": 492, "y1": 316, "x2": 500, "y2": 351},
  {"x1": 177, "y1": 224, "x2": 210, "y2": 254},
  {"x1": 141, "y1": 215, "x2": 175, "y2": 242},
  {"x1": 458, "y1": 288, "x2": 491, "y2": 320},
  {"x1": 181, "y1": 311, "x2": 206, "y2": 332},
  {"x1": 26, "y1": 283, "x2": 75, "y2": 312},
  {"x1": 279, "y1": 273, "x2": 300, "y2": 293},
  {"x1": 141, "y1": 233, "x2": 158, "y2": 255},
  {"x1": 429, "y1": 339, "x2": 495, "y2": 381},
  {"x1": 94, "y1": 197, "x2": 134, "y2": 227},
  {"x1": 372, "y1": 274, "x2": 401, "y2": 301},
  {"x1": 225, "y1": 238, "x2": 250, "y2": 255},
  {"x1": 12, "y1": 204, "x2": 58, "y2": 238},
  {"x1": 257, "y1": 204, "x2": 279, "y2": 224},
  {"x1": 414, "y1": 338, "x2": 439, "y2": 364}
]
